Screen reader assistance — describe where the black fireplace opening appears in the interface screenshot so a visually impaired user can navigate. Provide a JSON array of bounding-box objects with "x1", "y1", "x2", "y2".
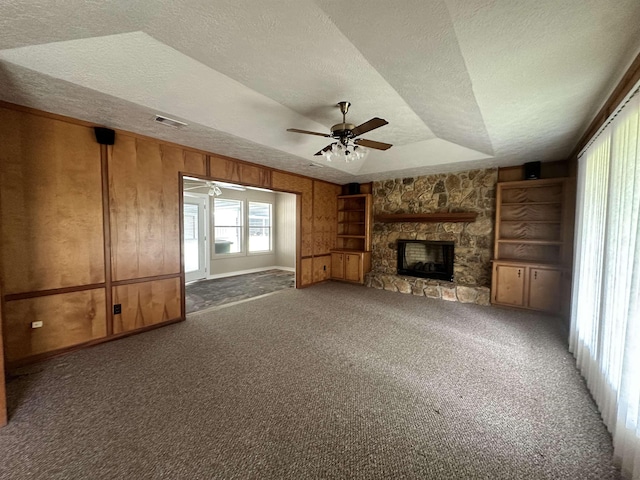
[{"x1": 397, "y1": 240, "x2": 454, "y2": 281}]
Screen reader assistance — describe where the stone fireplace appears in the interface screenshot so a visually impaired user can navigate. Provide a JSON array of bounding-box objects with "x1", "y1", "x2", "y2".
[{"x1": 366, "y1": 168, "x2": 498, "y2": 305}]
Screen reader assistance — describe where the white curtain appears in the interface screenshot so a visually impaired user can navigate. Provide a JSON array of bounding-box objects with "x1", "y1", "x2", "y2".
[{"x1": 570, "y1": 90, "x2": 640, "y2": 479}]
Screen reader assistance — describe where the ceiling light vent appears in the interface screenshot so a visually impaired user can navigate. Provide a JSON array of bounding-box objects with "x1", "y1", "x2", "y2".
[{"x1": 154, "y1": 115, "x2": 188, "y2": 128}]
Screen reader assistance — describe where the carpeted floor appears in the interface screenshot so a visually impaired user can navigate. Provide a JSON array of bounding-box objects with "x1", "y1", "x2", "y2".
[
  {"x1": 1, "y1": 283, "x2": 618, "y2": 479},
  {"x1": 185, "y1": 269, "x2": 295, "y2": 313}
]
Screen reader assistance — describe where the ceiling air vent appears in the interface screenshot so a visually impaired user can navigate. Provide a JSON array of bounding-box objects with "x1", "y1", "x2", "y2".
[{"x1": 154, "y1": 115, "x2": 188, "y2": 128}]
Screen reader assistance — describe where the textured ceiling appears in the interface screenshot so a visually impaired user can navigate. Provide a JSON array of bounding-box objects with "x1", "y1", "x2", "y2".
[{"x1": 0, "y1": 0, "x2": 639, "y2": 184}]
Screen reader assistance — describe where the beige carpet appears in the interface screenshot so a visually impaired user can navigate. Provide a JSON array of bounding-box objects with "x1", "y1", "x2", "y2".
[{"x1": 0, "y1": 283, "x2": 618, "y2": 479}]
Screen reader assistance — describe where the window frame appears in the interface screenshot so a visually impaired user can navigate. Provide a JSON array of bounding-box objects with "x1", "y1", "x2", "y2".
[
  {"x1": 212, "y1": 197, "x2": 245, "y2": 258},
  {"x1": 211, "y1": 196, "x2": 275, "y2": 258},
  {"x1": 248, "y1": 201, "x2": 273, "y2": 254}
]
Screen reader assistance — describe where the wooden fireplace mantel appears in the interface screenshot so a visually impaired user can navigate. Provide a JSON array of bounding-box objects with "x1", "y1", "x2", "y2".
[{"x1": 374, "y1": 212, "x2": 478, "y2": 223}]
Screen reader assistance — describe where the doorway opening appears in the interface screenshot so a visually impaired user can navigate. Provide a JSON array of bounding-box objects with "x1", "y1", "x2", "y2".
[{"x1": 182, "y1": 177, "x2": 296, "y2": 313}]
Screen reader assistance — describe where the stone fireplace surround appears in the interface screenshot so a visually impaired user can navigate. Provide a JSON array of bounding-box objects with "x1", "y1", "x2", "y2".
[{"x1": 366, "y1": 168, "x2": 498, "y2": 306}]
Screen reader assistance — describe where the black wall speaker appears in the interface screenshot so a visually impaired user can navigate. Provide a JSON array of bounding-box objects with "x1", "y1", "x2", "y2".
[
  {"x1": 94, "y1": 127, "x2": 115, "y2": 145},
  {"x1": 347, "y1": 183, "x2": 361, "y2": 195},
  {"x1": 524, "y1": 161, "x2": 541, "y2": 180}
]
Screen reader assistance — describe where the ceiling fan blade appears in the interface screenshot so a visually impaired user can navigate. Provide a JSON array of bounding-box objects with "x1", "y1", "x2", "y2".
[
  {"x1": 314, "y1": 144, "x2": 334, "y2": 156},
  {"x1": 287, "y1": 128, "x2": 331, "y2": 138},
  {"x1": 355, "y1": 138, "x2": 393, "y2": 151},
  {"x1": 351, "y1": 117, "x2": 388, "y2": 137}
]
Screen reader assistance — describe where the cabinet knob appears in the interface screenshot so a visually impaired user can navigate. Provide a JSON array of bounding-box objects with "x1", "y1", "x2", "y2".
[
  {"x1": 534, "y1": 271, "x2": 537, "y2": 280},
  {"x1": 518, "y1": 269, "x2": 521, "y2": 278}
]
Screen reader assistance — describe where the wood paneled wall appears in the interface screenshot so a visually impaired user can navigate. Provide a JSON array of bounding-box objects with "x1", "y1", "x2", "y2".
[
  {"x1": 270, "y1": 173, "x2": 339, "y2": 287},
  {"x1": 0, "y1": 109, "x2": 105, "y2": 294},
  {"x1": 210, "y1": 155, "x2": 271, "y2": 188},
  {"x1": 0, "y1": 103, "x2": 341, "y2": 369},
  {"x1": 313, "y1": 182, "x2": 341, "y2": 255},
  {"x1": 497, "y1": 160, "x2": 570, "y2": 183},
  {"x1": 109, "y1": 137, "x2": 205, "y2": 281},
  {"x1": 112, "y1": 278, "x2": 182, "y2": 334},
  {"x1": 272, "y1": 172, "x2": 314, "y2": 258},
  {"x1": 0, "y1": 252, "x2": 6, "y2": 427},
  {"x1": 311, "y1": 181, "x2": 341, "y2": 284},
  {"x1": 3, "y1": 289, "x2": 107, "y2": 362}
]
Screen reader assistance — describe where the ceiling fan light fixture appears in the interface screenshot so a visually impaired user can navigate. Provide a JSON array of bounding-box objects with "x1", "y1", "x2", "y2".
[
  {"x1": 322, "y1": 141, "x2": 368, "y2": 163},
  {"x1": 208, "y1": 184, "x2": 223, "y2": 197},
  {"x1": 288, "y1": 101, "x2": 390, "y2": 162}
]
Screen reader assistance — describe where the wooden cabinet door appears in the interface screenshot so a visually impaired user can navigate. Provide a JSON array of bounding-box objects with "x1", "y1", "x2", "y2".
[
  {"x1": 331, "y1": 253, "x2": 344, "y2": 280},
  {"x1": 493, "y1": 264, "x2": 525, "y2": 306},
  {"x1": 344, "y1": 253, "x2": 362, "y2": 282},
  {"x1": 528, "y1": 268, "x2": 562, "y2": 312}
]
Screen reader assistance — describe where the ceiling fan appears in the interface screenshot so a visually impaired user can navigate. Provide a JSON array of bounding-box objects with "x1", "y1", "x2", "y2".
[
  {"x1": 287, "y1": 101, "x2": 392, "y2": 162},
  {"x1": 183, "y1": 179, "x2": 246, "y2": 197}
]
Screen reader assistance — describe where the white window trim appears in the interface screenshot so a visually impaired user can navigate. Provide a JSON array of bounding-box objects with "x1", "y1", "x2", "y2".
[
  {"x1": 212, "y1": 197, "x2": 274, "y2": 258},
  {"x1": 248, "y1": 201, "x2": 273, "y2": 255},
  {"x1": 183, "y1": 192, "x2": 210, "y2": 280}
]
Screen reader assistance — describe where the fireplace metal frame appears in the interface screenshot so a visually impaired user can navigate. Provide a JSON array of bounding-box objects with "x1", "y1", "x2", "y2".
[{"x1": 397, "y1": 240, "x2": 454, "y2": 282}]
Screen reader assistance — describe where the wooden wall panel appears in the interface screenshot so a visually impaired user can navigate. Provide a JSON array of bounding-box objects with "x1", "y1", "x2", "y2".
[
  {"x1": 313, "y1": 255, "x2": 331, "y2": 283},
  {"x1": 313, "y1": 181, "x2": 341, "y2": 256},
  {"x1": 109, "y1": 137, "x2": 183, "y2": 281},
  {"x1": 497, "y1": 161, "x2": 569, "y2": 182},
  {"x1": 0, "y1": 268, "x2": 6, "y2": 426},
  {"x1": 210, "y1": 155, "x2": 271, "y2": 188},
  {"x1": 272, "y1": 172, "x2": 314, "y2": 257},
  {"x1": 300, "y1": 258, "x2": 313, "y2": 287},
  {"x1": 0, "y1": 108, "x2": 105, "y2": 294},
  {"x1": 183, "y1": 150, "x2": 207, "y2": 176},
  {"x1": 112, "y1": 278, "x2": 182, "y2": 334},
  {"x1": 3, "y1": 289, "x2": 107, "y2": 362}
]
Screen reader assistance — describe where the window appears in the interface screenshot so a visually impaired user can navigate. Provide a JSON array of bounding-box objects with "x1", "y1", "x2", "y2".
[
  {"x1": 213, "y1": 198, "x2": 274, "y2": 255},
  {"x1": 183, "y1": 204, "x2": 198, "y2": 241},
  {"x1": 570, "y1": 89, "x2": 640, "y2": 478},
  {"x1": 248, "y1": 202, "x2": 272, "y2": 252},
  {"x1": 213, "y1": 198, "x2": 243, "y2": 254}
]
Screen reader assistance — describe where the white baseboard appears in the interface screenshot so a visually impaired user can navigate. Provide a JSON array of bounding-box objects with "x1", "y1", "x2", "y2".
[
  {"x1": 274, "y1": 266, "x2": 295, "y2": 272},
  {"x1": 206, "y1": 266, "x2": 294, "y2": 280}
]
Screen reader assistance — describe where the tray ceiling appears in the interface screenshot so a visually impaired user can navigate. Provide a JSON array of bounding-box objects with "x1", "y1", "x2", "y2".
[{"x1": 0, "y1": 0, "x2": 638, "y2": 183}]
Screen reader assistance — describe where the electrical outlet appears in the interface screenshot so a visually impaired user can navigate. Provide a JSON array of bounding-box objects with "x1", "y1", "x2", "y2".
[
  {"x1": 113, "y1": 304, "x2": 122, "y2": 315},
  {"x1": 31, "y1": 321, "x2": 43, "y2": 329}
]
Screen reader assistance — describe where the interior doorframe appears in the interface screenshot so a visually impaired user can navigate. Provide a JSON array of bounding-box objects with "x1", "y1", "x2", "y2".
[
  {"x1": 183, "y1": 192, "x2": 209, "y2": 283},
  {"x1": 179, "y1": 173, "x2": 300, "y2": 311}
]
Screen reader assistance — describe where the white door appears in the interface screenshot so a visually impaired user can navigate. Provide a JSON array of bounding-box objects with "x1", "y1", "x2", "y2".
[{"x1": 183, "y1": 195, "x2": 207, "y2": 282}]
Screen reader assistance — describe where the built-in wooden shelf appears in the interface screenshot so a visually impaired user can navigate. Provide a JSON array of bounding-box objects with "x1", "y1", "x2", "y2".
[
  {"x1": 501, "y1": 201, "x2": 562, "y2": 206},
  {"x1": 497, "y1": 239, "x2": 563, "y2": 245},
  {"x1": 375, "y1": 212, "x2": 478, "y2": 223},
  {"x1": 500, "y1": 220, "x2": 561, "y2": 224},
  {"x1": 337, "y1": 234, "x2": 366, "y2": 239}
]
